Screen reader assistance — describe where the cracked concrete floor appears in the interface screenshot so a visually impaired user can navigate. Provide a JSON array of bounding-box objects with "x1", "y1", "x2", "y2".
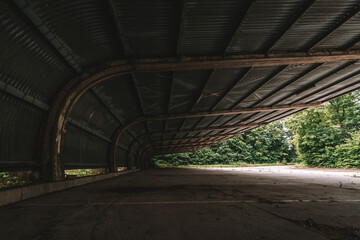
[{"x1": 1, "y1": 166, "x2": 360, "y2": 240}]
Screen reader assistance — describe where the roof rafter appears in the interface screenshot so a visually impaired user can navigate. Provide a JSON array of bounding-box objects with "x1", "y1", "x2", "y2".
[
  {"x1": 177, "y1": 69, "x2": 216, "y2": 138},
  {"x1": 154, "y1": 133, "x2": 240, "y2": 145},
  {"x1": 232, "y1": 61, "x2": 360, "y2": 127},
  {"x1": 145, "y1": 122, "x2": 267, "y2": 138},
  {"x1": 154, "y1": 139, "x2": 228, "y2": 149},
  {"x1": 186, "y1": 67, "x2": 253, "y2": 139},
  {"x1": 124, "y1": 50, "x2": 360, "y2": 71},
  {"x1": 162, "y1": 72, "x2": 176, "y2": 143}
]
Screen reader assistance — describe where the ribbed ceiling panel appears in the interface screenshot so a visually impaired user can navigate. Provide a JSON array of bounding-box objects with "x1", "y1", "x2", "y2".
[
  {"x1": 178, "y1": 0, "x2": 250, "y2": 55},
  {"x1": 226, "y1": 0, "x2": 311, "y2": 53},
  {"x1": 271, "y1": 0, "x2": 360, "y2": 51},
  {"x1": 0, "y1": 2, "x2": 73, "y2": 102},
  {"x1": 29, "y1": 0, "x2": 121, "y2": 67},
  {"x1": 113, "y1": 0, "x2": 180, "y2": 57}
]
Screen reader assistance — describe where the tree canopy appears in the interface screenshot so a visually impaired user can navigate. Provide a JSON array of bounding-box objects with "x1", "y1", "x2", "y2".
[{"x1": 153, "y1": 91, "x2": 360, "y2": 169}]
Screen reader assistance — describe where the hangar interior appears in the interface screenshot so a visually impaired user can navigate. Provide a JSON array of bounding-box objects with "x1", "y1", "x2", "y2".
[{"x1": 2, "y1": 0, "x2": 360, "y2": 182}]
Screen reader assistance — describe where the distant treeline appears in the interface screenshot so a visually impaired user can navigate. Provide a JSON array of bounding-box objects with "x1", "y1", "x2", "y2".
[{"x1": 153, "y1": 91, "x2": 360, "y2": 169}]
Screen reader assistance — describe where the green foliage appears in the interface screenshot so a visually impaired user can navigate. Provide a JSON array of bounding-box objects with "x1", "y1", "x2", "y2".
[
  {"x1": 332, "y1": 132, "x2": 360, "y2": 168},
  {"x1": 0, "y1": 172, "x2": 26, "y2": 189},
  {"x1": 286, "y1": 91, "x2": 360, "y2": 168},
  {"x1": 64, "y1": 168, "x2": 106, "y2": 177},
  {"x1": 154, "y1": 91, "x2": 360, "y2": 169},
  {"x1": 153, "y1": 121, "x2": 297, "y2": 166}
]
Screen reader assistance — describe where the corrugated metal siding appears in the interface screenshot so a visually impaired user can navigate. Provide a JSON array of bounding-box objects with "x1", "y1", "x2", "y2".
[
  {"x1": 69, "y1": 91, "x2": 119, "y2": 138},
  {"x1": 314, "y1": 12, "x2": 360, "y2": 50},
  {"x1": 113, "y1": 0, "x2": 180, "y2": 57},
  {"x1": 179, "y1": 0, "x2": 250, "y2": 55},
  {"x1": 271, "y1": 0, "x2": 360, "y2": 51},
  {"x1": 117, "y1": 130, "x2": 133, "y2": 151},
  {"x1": 134, "y1": 72, "x2": 173, "y2": 115},
  {"x1": 62, "y1": 124, "x2": 108, "y2": 168},
  {"x1": 116, "y1": 148, "x2": 127, "y2": 167},
  {"x1": 226, "y1": 0, "x2": 311, "y2": 53},
  {"x1": 0, "y1": 2, "x2": 73, "y2": 102},
  {"x1": 273, "y1": 61, "x2": 355, "y2": 105},
  {"x1": 191, "y1": 69, "x2": 249, "y2": 111},
  {"x1": 169, "y1": 70, "x2": 211, "y2": 113},
  {"x1": 212, "y1": 66, "x2": 284, "y2": 110},
  {"x1": 29, "y1": 0, "x2": 120, "y2": 67},
  {"x1": 3, "y1": 0, "x2": 360, "y2": 164},
  {"x1": 93, "y1": 75, "x2": 143, "y2": 123},
  {"x1": 0, "y1": 92, "x2": 43, "y2": 164}
]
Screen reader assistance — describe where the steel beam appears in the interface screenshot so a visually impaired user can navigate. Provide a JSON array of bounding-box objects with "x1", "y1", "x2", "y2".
[
  {"x1": 110, "y1": 102, "x2": 321, "y2": 167},
  {"x1": 122, "y1": 51, "x2": 360, "y2": 71},
  {"x1": 151, "y1": 122, "x2": 267, "y2": 136},
  {"x1": 154, "y1": 135, "x2": 234, "y2": 146},
  {"x1": 177, "y1": 69, "x2": 216, "y2": 139},
  {"x1": 154, "y1": 137, "x2": 230, "y2": 149},
  {"x1": 43, "y1": 49, "x2": 359, "y2": 181}
]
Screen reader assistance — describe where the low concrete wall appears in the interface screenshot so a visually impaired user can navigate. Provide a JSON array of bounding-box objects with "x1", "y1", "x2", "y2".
[{"x1": 0, "y1": 169, "x2": 139, "y2": 206}]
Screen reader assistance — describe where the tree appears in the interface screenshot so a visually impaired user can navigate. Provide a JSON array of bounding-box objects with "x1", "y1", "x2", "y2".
[
  {"x1": 153, "y1": 91, "x2": 360, "y2": 169},
  {"x1": 153, "y1": 121, "x2": 297, "y2": 166},
  {"x1": 286, "y1": 91, "x2": 360, "y2": 168}
]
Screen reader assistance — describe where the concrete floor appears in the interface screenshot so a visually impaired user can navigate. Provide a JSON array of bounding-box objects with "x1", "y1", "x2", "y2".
[{"x1": 1, "y1": 166, "x2": 360, "y2": 240}]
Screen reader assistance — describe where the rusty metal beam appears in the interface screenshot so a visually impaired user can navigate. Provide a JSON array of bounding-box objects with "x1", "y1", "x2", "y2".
[
  {"x1": 155, "y1": 145, "x2": 212, "y2": 155},
  {"x1": 133, "y1": 102, "x2": 321, "y2": 122},
  {"x1": 157, "y1": 148, "x2": 204, "y2": 155},
  {"x1": 154, "y1": 134, "x2": 236, "y2": 145},
  {"x1": 191, "y1": 66, "x2": 287, "y2": 139},
  {"x1": 141, "y1": 144, "x2": 195, "y2": 157},
  {"x1": 125, "y1": 51, "x2": 360, "y2": 71},
  {"x1": 205, "y1": 64, "x2": 323, "y2": 134},
  {"x1": 158, "y1": 145, "x2": 208, "y2": 150},
  {"x1": 152, "y1": 122, "x2": 266, "y2": 136},
  {"x1": 213, "y1": 59, "x2": 359, "y2": 134},
  {"x1": 130, "y1": 73, "x2": 155, "y2": 157},
  {"x1": 230, "y1": 61, "x2": 360, "y2": 129},
  {"x1": 187, "y1": 68, "x2": 253, "y2": 138},
  {"x1": 110, "y1": 102, "x2": 321, "y2": 167},
  {"x1": 154, "y1": 137, "x2": 231, "y2": 149},
  {"x1": 44, "y1": 50, "x2": 360, "y2": 181},
  {"x1": 177, "y1": 69, "x2": 216, "y2": 139},
  {"x1": 229, "y1": 72, "x2": 360, "y2": 133},
  {"x1": 126, "y1": 123, "x2": 266, "y2": 154},
  {"x1": 162, "y1": 72, "x2": 176, "y2": 144},
  {"x1": 124, "y1": 123, "x2": 261, "y2": 168}
]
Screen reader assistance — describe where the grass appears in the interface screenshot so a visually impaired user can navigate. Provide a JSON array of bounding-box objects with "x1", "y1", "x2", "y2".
[
  {"x1": 64, "y1": 168, "x2": 106, "y2": 178},
  {"x1": 155, "y1": 162, "x2": 294, "y2": 168}
]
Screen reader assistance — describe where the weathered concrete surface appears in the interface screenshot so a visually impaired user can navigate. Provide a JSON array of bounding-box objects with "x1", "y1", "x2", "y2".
[
  {"x1": 0, "y1": 170, "x2": 139, "y2": 206},
  {"x1": 0, "y1": 166, "x2": 360, "y2": 240}
]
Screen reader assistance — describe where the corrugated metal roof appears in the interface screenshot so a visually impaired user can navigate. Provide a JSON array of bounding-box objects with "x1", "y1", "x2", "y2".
[{"x1": 1, "y1": 0, "x2": 360, "y2": 170}]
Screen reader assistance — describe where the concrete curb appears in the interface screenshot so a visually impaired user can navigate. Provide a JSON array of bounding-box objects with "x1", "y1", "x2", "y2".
[{"x1": 0, "y1": 170, "x2": 139, "y2": 206}]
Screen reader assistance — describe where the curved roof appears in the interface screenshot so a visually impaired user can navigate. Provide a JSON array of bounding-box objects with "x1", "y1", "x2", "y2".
[{"x1": 1, "y1": 0, "x2": 360, "y2": 179}]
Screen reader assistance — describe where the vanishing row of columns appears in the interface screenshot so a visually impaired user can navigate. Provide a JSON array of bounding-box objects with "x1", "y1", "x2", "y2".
[{"x1": 35, "y1": 50, "x2": 360, "y2": 181}]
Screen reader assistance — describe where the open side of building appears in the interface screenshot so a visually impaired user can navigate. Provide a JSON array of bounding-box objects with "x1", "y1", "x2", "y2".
[{"x1": 1, "y1": 0, "x2": 360, "y2": 182}]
